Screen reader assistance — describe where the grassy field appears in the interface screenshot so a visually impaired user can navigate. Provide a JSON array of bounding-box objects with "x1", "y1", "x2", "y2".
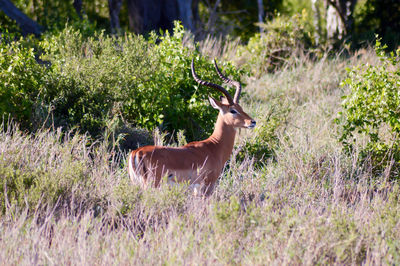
[{"x1": 1, "y1": 46, "x2": 399, "y2": 265}]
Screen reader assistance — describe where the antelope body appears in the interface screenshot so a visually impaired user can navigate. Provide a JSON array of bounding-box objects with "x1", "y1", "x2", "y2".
[{"x1": 128, "y1": 59, "x2": 255, "y2": 195}]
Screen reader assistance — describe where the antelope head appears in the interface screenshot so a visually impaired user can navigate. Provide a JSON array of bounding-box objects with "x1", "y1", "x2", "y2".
[{"x1": 191, "y1": 59, "x2": 256, "y2": 130}]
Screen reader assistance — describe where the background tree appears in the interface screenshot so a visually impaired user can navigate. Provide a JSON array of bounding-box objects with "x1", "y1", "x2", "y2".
[
  {"x1": 326, "y1": 0, "x2": 357, "y2": 41},
  {"x1": 126, "y1": 0, "x2": 197, "y2": 34},
  {"x1": 311, "y1": 0, "x2": 322, "y2": 44},
  {"x1": 1, "y1": 0, "x2": 400, "y2": 49},
  {"x1": 257, "y1": 0, "x2": 264, "y2": 33},
  {"x1": 0, "y1": 0, "x2": 42, "y2": 35},
  {"x1": 73, "y1": 0, "x2": 83, "y2": 19},
  {"x1": 355, "y1": 0, "x2": 400, "y2": 50},
  {"x1": 198, "y1": 0, "x2": 282, "y2": 40},
  {"x1": 108, "y1": 0, "x2": 122, "y2": 34}
]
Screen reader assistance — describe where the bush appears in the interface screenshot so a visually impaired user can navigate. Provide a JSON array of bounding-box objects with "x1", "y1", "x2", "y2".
[
  {"x1": 338, "y1": 39, "x2": 400, "y2": 174},
  {"x1": 39, "y1": 22, "x2": 243, "y2": 141},
  {"x1": 0, "y1": 22, "x2": 243, "y2": 142},
  {"x1": 236, "y1": 11, "x2": 315, "y2": 76},
  {"x1": 0, "y1": 35, "x2": 45, "y2": 129}
]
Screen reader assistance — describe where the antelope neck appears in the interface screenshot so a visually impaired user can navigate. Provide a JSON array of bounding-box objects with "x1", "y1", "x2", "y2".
[{"x1": 208, "y1": 114, "x2": 236, "y2": 162}]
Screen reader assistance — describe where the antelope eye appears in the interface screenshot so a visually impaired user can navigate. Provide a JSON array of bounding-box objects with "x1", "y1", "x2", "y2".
[{"x1": 230, "y1": 109, "x2": 238, "y2": 114}]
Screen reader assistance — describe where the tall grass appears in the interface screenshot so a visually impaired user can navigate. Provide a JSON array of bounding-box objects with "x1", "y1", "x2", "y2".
[{"x1": 1, "y1": 48, "x2": 399, "y2": 265}]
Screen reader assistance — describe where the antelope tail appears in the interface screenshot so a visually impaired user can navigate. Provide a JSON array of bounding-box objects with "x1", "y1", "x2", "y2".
[{"x1": 128, "y1": 150, "x2": 146, "y2": 185}]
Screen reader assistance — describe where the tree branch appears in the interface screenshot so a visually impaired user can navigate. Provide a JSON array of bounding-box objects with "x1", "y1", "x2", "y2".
[{"x1": 0, "y1": 0, "x2": 42, "y2": 36}]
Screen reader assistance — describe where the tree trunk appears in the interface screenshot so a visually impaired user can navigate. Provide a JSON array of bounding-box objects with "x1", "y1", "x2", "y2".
[
  {"x1": 205, "y1": 0, "x2": 221, "y2": 34},
  {"x1": 192, "y1": 0, "x2": 200, "y2": 32},
  {"x1": 0, "y1": 0, "x2": 42, "y2": 36},
  {"x1": 127, "y1": 0, "x2": 197, "y2": 34},
  {"x1": 257, "y1": 0, "x2": 264, "y2": 33},
  {"x1": 312, "y1": 0, "x2": 322, "y2": 44},
  {"x1": 177, "y1": 0, "x2": 195, "y2": 32},
  {"x1": 326, "y1": 0, "x2": 357, "y2": 40},
  {"x1": 127, "y1": 0, "x2": 162, "y2": 34},
  {"x1": 73, "y1": 0, "x2": 83, "y2": 19},
  {"x1": 108, "y1": 0, "x2": 123, "y2": 34}
]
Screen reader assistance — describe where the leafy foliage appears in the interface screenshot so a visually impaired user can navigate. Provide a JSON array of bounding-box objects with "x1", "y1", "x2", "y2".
[
  {"x1": 236, "y1": 12, "x2": 315, "y2": 76},
  {"x1": 0, "y1": 35, "x2": 45, "y2": 129},
  {"x1": 0, "y1": 22, "x2": 243, "y2": 142},
  {"x1": 338, "y1": 39, "x2": 400, "y2": 173},
  {"x1": 0, "y1": 0, "x2": 108, "y2": 35},
  {"x1": 354, "y1": 0, "x2": 400, "y2": 50}
]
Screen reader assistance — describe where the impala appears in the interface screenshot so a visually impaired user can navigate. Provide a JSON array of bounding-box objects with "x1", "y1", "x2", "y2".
[{"x1": 128, "y1": 58, "x2": 256, "y2": 195}]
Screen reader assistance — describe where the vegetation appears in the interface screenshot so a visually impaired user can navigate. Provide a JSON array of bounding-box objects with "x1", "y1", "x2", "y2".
[
  {"x1": 2, "y1": 0, "x2": 400, "y2": 49},
  {"x1": 354, "y1": 0, "x2": 400, "y2": 50},
  {"x1": 0, "y1": 34, "x2": 46, "y2": 129},
  {"x1": 1, "y1": 44, "x2": 399, "y2": 263},
  {"x1": 1, "y1": 22, "x2": 241, "y2": 141},
  {"x1": 236, "y1": 11, "x2": 315, "y2": 76},
  {"x1": 1, "y1": 1, "x2": 400, "y2": 263},
  {"x1": 338, "y1": 40, "x2": 400, "y2": 175}
]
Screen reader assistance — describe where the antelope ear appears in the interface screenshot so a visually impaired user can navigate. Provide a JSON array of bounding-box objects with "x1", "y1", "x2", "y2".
[
  {"x1": 209, "y1": 96, "x2": 223, "y2": 111},
  {"x1": 219, "y1": 96, "x2": 229, "y2": 105}
]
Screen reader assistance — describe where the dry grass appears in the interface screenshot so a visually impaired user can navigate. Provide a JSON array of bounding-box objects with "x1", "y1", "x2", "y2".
[{"x1": 1, "y1": 48, "x2": 399, "y2": 265}]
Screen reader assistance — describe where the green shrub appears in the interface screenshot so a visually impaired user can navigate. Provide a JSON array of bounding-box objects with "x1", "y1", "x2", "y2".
[
  {"x1": 40, "y1": 22, "x2": 243, "y2": 141},
  {"x1": 0, "y1": 22, "x2": 243, "y2": 142},
  {"x1": 40, "y1": 26, "x2": 152, "y2": 137},
  {"x1": 0, "y1": 36, "x2": 45, "y2": 129},
  {"x1": 338, "y1": 39, "x2": 400, "y2": 174},
  {"x1": 236, "y1": 11, "x2": 315, "y2": 76}
]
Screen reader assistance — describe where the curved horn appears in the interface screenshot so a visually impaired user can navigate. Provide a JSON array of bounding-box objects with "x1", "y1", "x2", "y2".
[
  {"x1": 191, "y1": 59, "x2": 234, "y2": 105},
  {"x1": 213, "y1": 59, "x2": 242, "y2": 103}
]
